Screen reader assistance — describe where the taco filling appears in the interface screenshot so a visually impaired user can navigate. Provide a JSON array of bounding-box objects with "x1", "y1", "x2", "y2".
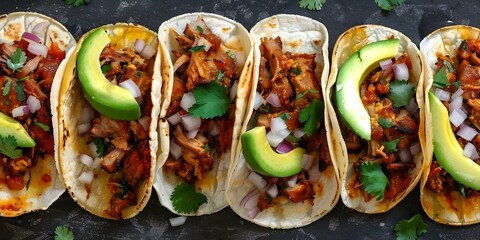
[
  {"x1": 240, "y1": 36, "x2": 330, "y2": 216},
  {"x1": 427, "y1": 39, "x2": 480, "y2": 198},
  {"x1": 163, "y1": 17, "x2": 241, "y2": 212},
  {"x1": 0, "y1": 33, "x2": 65, "y2": 192},
  {"x1": 343, "y1": 52, "x2": 421, "y2": 201},
  {"x1": 75, "y1": 41, "x2": 155, "y2": 219}
]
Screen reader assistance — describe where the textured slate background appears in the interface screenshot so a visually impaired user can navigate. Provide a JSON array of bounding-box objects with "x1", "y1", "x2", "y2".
[{"x1": 1, "y1": 0, "x2": 480, "y2": 239}]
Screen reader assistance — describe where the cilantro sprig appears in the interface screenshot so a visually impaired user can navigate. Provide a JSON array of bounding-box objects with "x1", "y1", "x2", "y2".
[
  {"x1": 189, "y1": 82, "x2": 230, "y2": 119},
  {"x1": 383, "y1": 138, "x2": 400, "y2": 153},
  {"x1": 299, "y1": 99, "x2": 324, "y2": 136},
  {"x1": 7, "y1": 48, "x2": 27, "y2": 73},
  {"x1": 378, "y1": 118, "x2": 393, "y2": 128},
  {"x1": 171, "y1": 182, "x2": 208, "y2": 214},
  {"x1": 299, "y1": 0, "x2": 326, "y2": 10},
  {"x1": 394, "y1": 214, "x2": 428, "y2": 240},
  {"x1": 433, "y1": 66, "x2": 449, "y2": 88},
  {"x1": 359, "y1": 162, "x2": 388, "y2": 200},
  {"x1": 92, "y1": 138, "x2": 105, "y2": 158},
  {"x1": 296, "y1": 89, "x2": 319, "y2": 100},
  {"x1": 375, "y1": 0, "x2": 405, "y2": 11},
  {"x1": 388, "y1": 81, "x2": 415, "y2": 108},
  {"x1": 190, "y1": 45, "x2": 205, "y2": 53},
  {"x1": 54, "y1": 225, "x2": 74, "y2": 240},
  {"x1": 0, "y1": 135, "x2": 22, "y2": 159},
  {"x1": 64, "y1": 0, "x2": 90, "y2": 7}
]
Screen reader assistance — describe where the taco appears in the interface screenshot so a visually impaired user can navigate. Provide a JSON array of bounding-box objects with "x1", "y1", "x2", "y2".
[
  {"x1": 225, "y1": 14, "x2": 340, "y2": 229},
  {"x1": 154, "y1": 13, "x2": 253, "y2": 215},
  {"x1": 326, "y1": 25, "x2": 426, "y2": 213},
  {"x1": 0, "y1": 12, "x2": 75, "y2": 217},
  {"x1": 57, "y1": 23, "x2": 159, "y2": 219},
  {"x1": 420, "y1": 25, "x2": 480, "y2": 225}
]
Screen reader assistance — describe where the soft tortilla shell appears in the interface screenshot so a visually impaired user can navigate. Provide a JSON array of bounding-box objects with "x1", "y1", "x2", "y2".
[
  {"x1": 154, "y1": 13, "x2": 253, "y2": 216},
  {"x1": 420, "y1": 25, "x2": 480, "y2": 225},
  {"x1": 57, "y1": 23, "x2": 159, "y2": 219},
  {"x1": 0, "y1": 12, "x2": 75, "y2": 217},
  {"x1": 326, "y1": 25, "x2": 426, "y2": 213},
  {"x1": 225, "y1": 14, "x2": 340, "y2": 229}
]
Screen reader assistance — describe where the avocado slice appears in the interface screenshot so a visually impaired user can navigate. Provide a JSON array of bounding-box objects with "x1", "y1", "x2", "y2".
[
  {"x1": 77, "y1": 28, "x2": 141, "y2": 121},
  {"x1": 0, "y1": 112, "x2": 35, "y2": 147},
  {"x1": 241, "y1": 126, "x2": 305, "y2": 177},
  {"x1": 335, "y1": 39, "x2": 399, "y2": 140},
  {"x1": 429, "y1": 92, "x2": 480, "y2": 190}
]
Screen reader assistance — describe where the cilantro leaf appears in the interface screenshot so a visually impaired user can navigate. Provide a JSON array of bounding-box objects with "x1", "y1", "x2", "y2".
[
  {"x1": 190, "y1": 45, "x2": 205, "y2": 53},
  {"x1": 293, "y1": 68, "x2": 301, "y2": 75},
  {"x1": 452, "y1": 81, "x2": 461, "y2": 89},
  {"x1": 388, "y1": 81, "x2": 415, "y2": 108},
  {"x1": 458, "y1": 183, "x2": 466, "y2": 197},
  {"x1": 0, "y1": 135, "x2": 22, "y2": 159},
  {"x1": 299, "y1": 0, "x2": 326, "y2": 10},
  {"x1": 92, "y1": 138, "x2": 105, "y2": 158},
  {"x1": 34, "y1": 122, "x2": 50, "y2": 131},
  {"x1": 359, "y1": 162, "x2": 388, "y2": 200},
  {"x1": 7, "y1": 48, "x2": 27, "y2": 72},
  {"x1": 101, "y1": 63, "x2": 111, "y2": 74},
  {"x1": 296, "y1": 89, "x2": 319, "y2": 100},
  {"x1": 171, "y1": 182, "x2": 207, "y2": 213},
  {"x1": 54, "y1": 225, "x2": 74, "y2": 240},
  {"x1": 196, "y1": 25, "x2": 204, "y2": 33},
  {"x1": 136, "y1": 71, "x2": 142, "y2": 78},
  {"x1": 433, "y1": 66, "x2": 449, "y2": 88},
  {"x1": 443, "y1": 60, "x2": 454, "y2": 73},
  {"x1": 374, "y1": 0, "x2": 405, "y2": 11},
  {"x1": 299, "y1": 99, "x2": 324, "y2": 137},
  {"x1": 25, "y1": 170, "x2": 32, "y2": 191},
  {"x1": 215, "y1": 71, "x2": 225, "y2": 82},
  {"x1": 394, "y1": 214, "x2": 428, "y2": 240},
  {"x1": 189, "y1": 82, "x2": 230, "y2": 119},
  {"x1": 15, "y1": 82, "x2": 25, "y2": 102},
  {"x1": 64, "y1": 0, "x2": 90, "y2": 7},
  {"x1": 226, "y1": 50, "x2": 235, "y2": 60},
  {"x1": 204, "y1": 144, "x2": 210, "y2": 152},
  {"x1": 461, "y1": 40, "x2": 467, "y2": 51},
  {"x1": 383, "y1": 138, "x2": 400, "y2": 153},
  {"x1": 279, "y1": 112, "x2": 291, "y2": 121},
  {"x1": 378, "y1": 118, "x2": 393, "y2": 128},
  {"x1": 3, "y1": 78, "x2": 12, "y2": 96}
]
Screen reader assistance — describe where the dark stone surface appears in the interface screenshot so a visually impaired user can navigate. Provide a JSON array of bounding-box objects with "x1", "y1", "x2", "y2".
[{"x1": 1, "y1": 0, "x2": 480, "y2": 239}]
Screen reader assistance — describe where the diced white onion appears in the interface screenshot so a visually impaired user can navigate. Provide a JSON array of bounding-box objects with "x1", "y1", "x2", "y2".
[
  {"x1": 138, "y1": 116, "x2": 150, "y2": 131},
  {"x1": 234, "y1": 50, "x2": 245, "y2": 68},
  {"x1": 169, "y1": 139, "x2": 183, "y2": 160},
  {"x1": 379, "y1": 59, "x2": 393, "y2": 70},
  {"x1": 167, "y1": 112, "x2": 182, "y2": 125},
  {"x1": 405, "y1": 98, "x2": 418, "y2": 114},
  {"x1": 266, "y1": 184, "x2": 278, "y2": 198},
  {"x1": 92, "y1": 157, "x2": 102, "y2": 169},
  {"x1": 22, "y1": 32, "x2": 41, "y2": 43},
  {"x1": 276, "y1": 128, "x2": 291, "y2": 140},
  {"x1": 449, "y1": 95, "x2": 463, "y2": 113},
  {"x1": 240, "y1": 189, "x2": 259, "y2": 208},
  {"x1": 230, "y1": 80, "x2": 238, "y2": 101},
  {"x1": 450, "y1": 109, "x2": 468, "y2": 127},
  {"x1": 79, "y1": 154, "x2": 93, "y2": 168},
  {"x1": 253, "y1": 92, "x2": 264, "y2": 110},
  {"x1": 247, "y1": 207, "x2": 260, "y2": 219},
  {"x1": 393, "y1": 63, "x2": 409, "y2": 81},
  {"x1": 409, "y1": 141, "x2": 421, "y2": 155},
  {"x1": 435, "y1": 88, "x2": 451, "y2": 101},
  {"x1": 287, "y1": 174, "x2": 298, "y2": 188},
  {"x1": 308, "y1": 165, "x2": 321, "y2": 184},
  {"x1": 26, "y1": 95, "x2": 41, "y2": 113},
  {"x1": 244, "y1": 194, "x2": 260, "y2": 210},
  {"x1": 451, "y1": 88, "x2": 464, "y2": 101},
  {"x1": 78, "y1": 171, "x2": 94, "y2": 184},
  {"x1": 140, "y1": 44, "x2": 156, "y2": 59},
  {"x1": 266, "y1": 92, "x2": 281, "y2": 107},
  {"x1": 180, "y1": 92, "x2": 196, "y2": 111},
  {"x1": 302, "y1": 154, "x2": 314, "y2": 170},
  {"x1": 80, "y1": 106, "x2": 95, "y2": 124},
  {"x1": 270, "y1": 117, "x2": 288, "y2": 132},
  {"x1": 276, "y1": 141, "x2": 293, "y2": 154},
  {"x1": 463, "y1": 142, "x2": 479, "y2": 160},
  {"x1": 78, "y1": 123, "x2": 91, "y2": 135},
  {"x1": 247, "y1": 171, "x2": 267, "y2": 190},
  {"x1": 266, "y1": 131, "x2": 284, "y2": 147},
  {"x1": 187, "y1": 129, "x2": 199, "y2": 139},
  {"x1": 173, "y1": 54, "x2": 191, "y2": 72},
  {"x1": 209, "y1": 122, "x2": 219, "y2": 137},
  {"x1": 88, "y1": 142, "x2": 99, "y2": 158},
  {"x1": 169, "y1": 216, "x2": 188, "y2": 227},
  {"x1": 12, "y1": 105, "x2": 30, "y2": 118},
  {"x1": 27, "y1": 41, "x2": 48, "y2": 57},
  {"x1": 197, "y1": 37, "x2": 212, "y2": 52},
  {"x1": 399, "y1": 148, "x2": 412, "y2": 163},
  {"x1": 457, "y1": 124, "x2": 478, "y2": 141},
  {"x1": 293, "y1": 128, "x2": 305, "y2": 139},
  {"x1": 134, "y1": 39, "x2": 146, "y2": 53},
  {"x1": 181, "y1": 115, "x2": 201, "y2": 131},
  {"x1": 119, "y1": 79, "x2": 141, "y2": 98}
]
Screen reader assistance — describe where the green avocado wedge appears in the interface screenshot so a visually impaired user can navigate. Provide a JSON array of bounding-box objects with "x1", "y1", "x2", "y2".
[
  {"x1": 0, "y1": 112, "x2": 35, "y2": 147},
  {"x1": 429, "y1": 92, "x2": 480, "y2": 190},
  {"x1": 335, "y1": 39, "x2": 399, "y2": 140},
  {"x1": 241, "y1": 126, "x2": 305, "y2": 177},
  {"x1": 77, "y1": 28, "x2": 141, "y2": 121}
]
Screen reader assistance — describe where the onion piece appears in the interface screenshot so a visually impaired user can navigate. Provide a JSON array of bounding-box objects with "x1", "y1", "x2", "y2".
[
  {"x1": 247, "y1": 207, "x2": 260, "y2": 219},
  {"x1": 12, "y1": 105, "x2": 29, "y2": 118},
  {"x1": 209, "y1": 122, "x2": 219, "y2": 137},
  {"x1": 266, "y1": 92, "x2": 281, "y2": 107},
  {"x1": 119, "y1": 79, "x2": 141, "y2": 98},
  {"x1": 26, "y1": 95, "x2": 41, "y2": 113},
  {"x1": 393, "y1": 63, "x2": 409, "y2": 81},
  {"x1": 180, "y1": 92, "x2": 196, "y2": 111},
  {"x1": 78, "y1": 171, "x2": 94, "y2": 184},
  {"x1": 379, "y1": 59, "x2": 393, "y2": 70},
  {"x1": 173, "y1": 54, "x2": 191, "y2": 72},
  {"x1": 247, "y1": 172, "x2": 267, "y2": 190},
  {"x1": 451, "y1": 87, "x2": 464, "y2": 101},
  {"x1": 302, "y1": 154, "x2": 314, "y2": 170},
  {"x1": 457, "y1": 124, "x2": 478, "y2": 141},
  {"x1": 234, "y1": 50, "x2": 245, "y2": 68},
  {"x1": 276, "y1": 141, "x2": 293, "y2": 154},
  {"x1": 266, "y1": 130, "x2": 284, "y2": 148},
  {"x1": 435, "y1": 88, "x2": 450, "y2": 101},
  {"x1": 167, "y1": 112, "x2": 182, "y2": 125},
  {"x1": 80, "y1": 106, "x2": 95, "y2": 124},
  {"x1": 78, "y1": 123, "x2": 91, "y2": 135},
  {"x1": 270, "y1": 117, "x2": 288, "y2": 132},
  {"x1": 169, "y1": 139, "x2": 183, "y2": 160},
  {"x1": 79, "y1": 154, "x2": 93, "y2": 168},
  {"x1": 187, "y1": 129, "x2": 199, "y2": 139},
  {"x1": 405, "y1": 98, "x2": 418, "y2": 114},
  {"x1": 197, "y1": 37, "x2": 212, "y2": 52},
  {"x1": 88, "y1": 142, "x2": 99, "y2": 158},
  {"x1": 293, "y1": 128, "x2": 305, "y2": 139},
  {"x1": 449, "y1": 95, "x2": 463, "y2": 113},
  {"x1": 253, "y1": 92, "x2": 264, "y2": 110},
  {"x1": 22, "y1": 32, "x2": 41, "y2": 43},
  {"x1": 140, "y1": 44, "x2": 156, "y2": 59},
  {"x1": 266, "y1": 184, "x2": 278, "y2": 198},
  {"x1": 32, "y1": 22, "x2": 49, "y2": 36},
  {"x1": 287, "y1": 174, "x2": 298, "y2": 188},
  {"x1": 92, "y1": 157, "x2": 102, "y2": 169},
  {"x1": 244, "y1": 194, "x2": 260, "y2": 210},
  {"x1": 308, "y1": 165, "x2": 321, "y2": 184},
  {"x1": 409, "y1": 141, "x2": 421, "y2": 155},
  {"x1": 181, "y1": 115, "x2": 201, "y2": 131},
  {"x1": 240, "y1": 189, "x2": 259, "y2": 208},
  {"x1": 27, "y1": 41, "x2": 48, "y2": 57},
  {"x1": 399, "y1": 148, "x2": 412, "y2": 163},
  {"x1": 169, "y1": 216, "x2": 188, "y2": 227},
  {"x1": 134, "y1": 39, "x2": 146, "y2": 53},
  {"x1": 450, "y1": 109, "x2": 467, "y2": 127},
  {"x1": 229, "y1": 80, "x2": 238, "y2": 101},
  {"x1": 138, "y1": 116, "x2": 150, "y2": 131},
  {"x1": 463, "y1": 142, "x2": 479, "y2": 160}
]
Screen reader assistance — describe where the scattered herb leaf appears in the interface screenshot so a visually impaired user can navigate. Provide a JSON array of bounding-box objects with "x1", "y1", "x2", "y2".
[
  {"x1": 117, "y1": 179, "x2": 129, "y2": 197},
  {"x1": 286, "y1": 134, "x2": 299, "y2": 143},
  {"x1": 443, "y1": 60, "x2": 454, "y2": 73},
  {"x1": 64, "y1": 0, "x2": 90, "y2": 7},
  {"x1": 189, "y1": 82, "x2": 230, "y2": 119},
  {"x1": 136, "y1": 71, "x2": 142, "y2": 78},
  {"x1": 383, "y1": 138, "x2": 400, "y2": 153},
  {"x1": 458, "y1": 183, "x2": 466, "y2": 197},
  {"x1": 15, "y1": 82, "x2": 25, "y2": 102},
  {"x1": 3, "y1": 78, "x2": 12, "y2": 96},
  {"x1": 296, "y1": 89, "x2": 319, "y2": 100},
  {"x1": 196, "y1": 25, "x2": 204, "y2": 33},
  {"x1": 92, "y1": 138, "x2": 105, "y2": 158},
  {"x1": 298, "y1": 0, "x2": 326, "y2": 11},
  {"x1": 34, "y1": 122, "x2": 50, "y2": 131},
  {"x1": 433, "y1": 66, "x2": 449, "y2": 88},
  {"x1": 54, "y1": 225, "x2": 74, "y2": 240},
  {"x1": 394, "y1": 214, "x2": 428, "y2": 240},
  {"x1": 25, "y1": 170, "x2": 32, "y2": 191},
  {"x1": 461, "y1": 40, "x2": 467, "y2": 51},
  {"x1": 190, "y1": 45, "x2": 205, "y2": 53},
  {"x1": 171, "y1": 182, "x2": 208, "y2": 213},
  {"x1": 215, "y1": 71, "x2": 225, "y2": 82},
  {"x1": 453, "y1": 81, "x2": 461, "y2": 89},
  {"x1": 388, "y1": 81, "x2": 415, "y2": 107},
  {"x1": 299, "y1": 99, "x2": 324, "y2": 137},
  {"x1": 204, "y1": 144, "x2": 210, "y2": 152},
  {"x1": 101, "y1": 64, "x2": 111, "y2": 74},
  {"x1": 7, "y1": 48, "x2": 27, "y2": 73},
  {"x1": 0, "y1": 135, "x2": 22, "y2": 159},
  {"x1": 293, "y1": 68, "x2": 301, "y2": 75},
  {"x1": 359, "y1": 162, "x2": 388, "y2": 200},
  {"x1": 279, "y1": 112, "x2": 291, "y2": 121},
  {"x1": 378, "y1": 118, "x2": 393, "y2": 128},
  {"x1": 374, "y1": 0, "x2": 405, "y2": 11},
  {"x1": 260, "y1": 104, "x2": 271, "y2": 113},
  {"x1": 226, "y1": 50, "x2": 235, "y2": 60}
]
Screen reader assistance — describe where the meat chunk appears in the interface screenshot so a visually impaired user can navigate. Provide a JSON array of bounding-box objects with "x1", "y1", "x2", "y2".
[
  {"x1": 289, "y1": 54, "x2": 321, "y2": 108},
  {"x1": 467, "y1": 99, "x2": 480, "y2": 129},
  {"x1": 89, "y1": 115, "x2": 131, "y2": 151},
  {"x1": 123, "y1": 141, "x2": 150, "y2": 187},
  {"x1": 101, "y1": 149, "x2": 126, "y2": 173}
]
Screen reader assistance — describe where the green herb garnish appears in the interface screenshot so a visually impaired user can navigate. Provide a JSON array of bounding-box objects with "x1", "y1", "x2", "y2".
[
  {"x1": 171, "y1": 182, "x2": 208, "y2": 214},
  {"x1": 34, "y1": 122, "x2": 50, "y2": 131},
  {"x1": 299, "y1": 0, "x2": 326, "y2": 10},
  {"x1": 7, "y1": 48, "x2": 27, "y2": 73},
  {"x1": 378, "y1": 118, "x2": 393, "y2": 129},
  {"x1": 190, "y1": 45, "x2": 206, "y2": 53},
  {"x1": 394, "y1": 214, "x2": 428, "y2": 240},
  {"x1": 64, "y1": 0, "x2": 90, "y2": 7},
  {"x1": 189, "y1": 82, "x2": 230, "y2": 119},
  {"x1": 359, "y1": 162, "x2": 388, "y2": 200},
  {"x1": 0, "y1": 135, "x2": 22, "y2": 159},
  {"x1": 388, "y1": 81, "x2": 415, "y2": 108},
  {"x1": 299, "y1": 99, "x2": 324, "y2": 136},
  {"x1": 374, "y1": 0, "x2": 405, "y2": 11}
]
